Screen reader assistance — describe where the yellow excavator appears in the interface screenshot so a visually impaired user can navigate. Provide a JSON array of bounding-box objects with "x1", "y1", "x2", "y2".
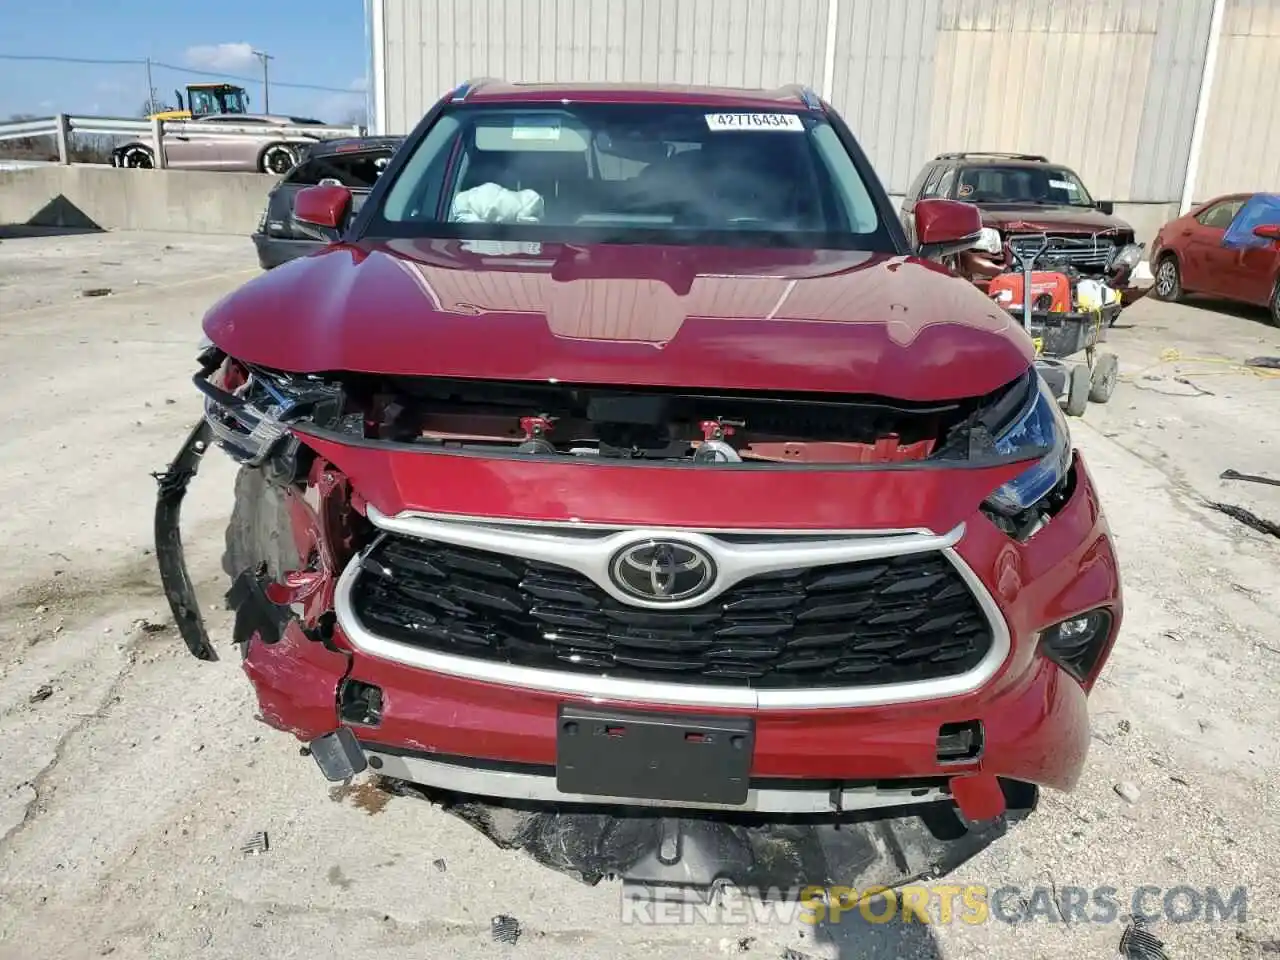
[{"x1": 147, "y1": 82, "x2": 251, "y2": 122}]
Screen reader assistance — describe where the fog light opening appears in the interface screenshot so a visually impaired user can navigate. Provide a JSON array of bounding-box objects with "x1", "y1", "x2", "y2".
[
  {"x1": 1039, "y1": 609, "x2": 1113, "y2": 682},
  {"x1": 936, "y1": 720, "x2": 984, "y2": 764},
  {"x1": 339, "y1": 679, "x2": 384, "y2": 727}
]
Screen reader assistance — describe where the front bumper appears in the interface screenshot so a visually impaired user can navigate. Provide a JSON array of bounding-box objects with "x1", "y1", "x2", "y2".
[{"x1": 237, "y1": 453, "x2": 1120, "y2": 819}]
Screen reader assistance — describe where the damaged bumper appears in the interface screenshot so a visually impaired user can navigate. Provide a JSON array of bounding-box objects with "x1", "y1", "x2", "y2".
[{"x1": 153, "y1": 351, "x2": 1121, "y2": 897}]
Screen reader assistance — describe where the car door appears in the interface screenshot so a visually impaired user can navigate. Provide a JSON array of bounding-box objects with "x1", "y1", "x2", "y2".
[
  {"x1": 1182, "y1": 198, "x2": 1246, "y2": 295},
  {"x1": 164, "y1": 117, "x2": 235, "y2": 170},
  {"x1": 1220, "y1": 196, "x2": 1280, "y2": 306}
]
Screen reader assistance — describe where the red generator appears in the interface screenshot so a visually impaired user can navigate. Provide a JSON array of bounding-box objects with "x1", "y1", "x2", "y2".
[{"x1": 988, "y1": 271, "x2": 1072, "y2": 314}]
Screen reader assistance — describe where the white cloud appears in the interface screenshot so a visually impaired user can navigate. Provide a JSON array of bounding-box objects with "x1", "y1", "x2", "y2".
[
  {"x1": 184, "y1": 42, "x2": 256, "y2": 71},
  {"x1": 39, "y1": 99, "x2": 55, "y2": 110}
]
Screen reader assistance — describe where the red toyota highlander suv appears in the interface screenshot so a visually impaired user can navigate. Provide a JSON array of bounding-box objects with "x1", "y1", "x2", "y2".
[{"x1": 158, "y1": 81, "x2": 1122, "y2": 895}]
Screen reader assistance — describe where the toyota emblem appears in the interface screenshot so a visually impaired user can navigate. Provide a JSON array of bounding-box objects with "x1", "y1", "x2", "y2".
[{"x1": 609, "y1": 540, "x2": 717, "y2": 603}]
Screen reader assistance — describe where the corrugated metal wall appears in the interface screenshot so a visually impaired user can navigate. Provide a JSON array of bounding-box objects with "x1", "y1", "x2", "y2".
[
  {"x1": 379, "y1": 0, "x2": 830, "y2": 137},
  {"x1": 1194, "y1": 0, "x2": 1280, "y2": 199},
  {"x1": 375, "y1": 0, "x2": 1277, "y2": 204}
]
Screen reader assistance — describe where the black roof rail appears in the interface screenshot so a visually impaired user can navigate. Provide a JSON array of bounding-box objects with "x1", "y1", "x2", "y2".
[
  {"x1": 775, "y1": 83, "x2": 823, "y2": 111},
  {"x1": 934, "y1": 151, "x2": 1050, "y2": 162},
  {"x1": 451, "y1": 77, "x2": 502, "y2": 102}
]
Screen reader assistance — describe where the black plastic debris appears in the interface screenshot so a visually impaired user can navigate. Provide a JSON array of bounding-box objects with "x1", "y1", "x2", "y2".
[
  {"x1": 1244, "y1": 356, "x2": 1280, "y2": 370},
  {"x1": 491, "y1": 915, "x2": 521, "y2": 945},
  {"x1": 1221, "y1": 469, "x2": 1280, "y2": 488},
  {"x1": 240, "y1": 831, "x2": 270, "y2": 856},
  {"x1": 386, "y1": 779, "x2": 1037, "y2": 902},
  {"x1": 1205, "y1": 501, "x2": 1280, "y2": 540},
  {"x1": 80, "y1": 288, "x2": 112, "y2": 298},
  {"x1": 432, "y1": 858, "x2": 447, "y2": 872},
  {"x1": 29, "y1": 684, "x2": 53, "y2": 704},
  {"x1": 1119, "y1": 917, "x2": 1169, "y2": 960}
]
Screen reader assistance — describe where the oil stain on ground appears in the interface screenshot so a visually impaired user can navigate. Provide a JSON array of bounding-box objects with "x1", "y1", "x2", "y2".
[{"x1": 328, "y1": 776, "x2": 394, "y2": 815}]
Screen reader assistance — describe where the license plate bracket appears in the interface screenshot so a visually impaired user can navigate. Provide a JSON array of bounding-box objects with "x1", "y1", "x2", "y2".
[{"x1": 556, "y1": 705, "x2": 754, "y2": 806}]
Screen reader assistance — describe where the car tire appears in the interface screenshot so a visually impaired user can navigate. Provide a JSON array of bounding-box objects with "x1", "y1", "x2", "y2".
[
  {"x1": 260, "y1": 143, "x2": 300, "y2": 176},
  {"x1": 1268, "y1": 280, "x2": 1280, "y2": 328},
  {"x1": 1065, "y1": 364, "x2": 1091, "y2": 417},
  {"x1": 1153, "y1": 255, "x2": 1182, "y2": 302},
  {"x1": 118, "y1": 144, "x2": 155, "y2": 169},
  {"x1": 1089, "y1": 353, "x2": 1120, "y2": 403}
]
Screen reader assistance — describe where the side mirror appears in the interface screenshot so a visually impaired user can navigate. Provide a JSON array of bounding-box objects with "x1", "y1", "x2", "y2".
[
  {"x1": 294, "y1": 185, "x2": 352, "y2": 241},
  {"x1": 1253, "y1": 224, "x2": 1280, "y2": 241},
  {"x1": 914, "y1": 198, "x2": 983, "y2": 259},
  {"x1": 1097, "y1": 200, "x2": 1115, "y2": 215}
]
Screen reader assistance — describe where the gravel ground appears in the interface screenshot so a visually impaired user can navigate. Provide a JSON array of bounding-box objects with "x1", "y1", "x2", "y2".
[{"x1": 0, "y1": 231, "x2": 1277, "y2": 960}]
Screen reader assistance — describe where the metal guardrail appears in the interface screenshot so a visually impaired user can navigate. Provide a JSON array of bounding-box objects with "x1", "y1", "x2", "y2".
[{"x1": 0, "y1": 113, "x2": 364, "y2": 167}]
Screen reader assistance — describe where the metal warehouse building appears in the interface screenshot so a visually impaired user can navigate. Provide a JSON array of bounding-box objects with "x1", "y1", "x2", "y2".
[{"x1": 366, "y1": 0, "x2": 1280, "y2": 241}]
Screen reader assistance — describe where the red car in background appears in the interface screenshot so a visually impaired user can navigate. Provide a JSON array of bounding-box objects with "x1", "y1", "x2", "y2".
[{"x1": 1150, "y1": 192, "x2": 1280, "y2": 326}]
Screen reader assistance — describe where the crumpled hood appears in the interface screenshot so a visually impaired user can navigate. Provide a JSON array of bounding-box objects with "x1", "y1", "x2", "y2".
[
  {"x1": 204, "y1": 239, "x2": 1034, "y2": 401},
  {"x1": 978, "y1": 204, "x2": 1134, "y2": 236}
]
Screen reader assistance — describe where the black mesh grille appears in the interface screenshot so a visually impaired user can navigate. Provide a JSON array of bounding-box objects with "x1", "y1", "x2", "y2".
[{"x1": 349, "y1": 535, "x2": 995, "y2": 689}]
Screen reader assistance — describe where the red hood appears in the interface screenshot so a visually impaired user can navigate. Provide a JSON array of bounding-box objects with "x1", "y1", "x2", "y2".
[
  {"x1": 978, "y1": 204, "x2": 1133, "y2": 236},
  {"x1": 204, "y1": 239, "x2": 1034, "y2": 401}
]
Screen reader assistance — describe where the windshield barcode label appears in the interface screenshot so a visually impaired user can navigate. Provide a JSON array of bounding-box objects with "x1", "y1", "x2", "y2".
[{"x1": 704, "y1": 113, "x2": 804, "y2": 132}]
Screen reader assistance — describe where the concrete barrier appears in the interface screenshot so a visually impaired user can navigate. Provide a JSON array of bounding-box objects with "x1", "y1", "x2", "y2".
[{"x1": 0, "y1": 166, "x2": 277, "y2": 236}]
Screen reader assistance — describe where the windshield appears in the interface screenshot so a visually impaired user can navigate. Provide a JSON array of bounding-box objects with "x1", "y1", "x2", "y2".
[
  {"x1": 189, "y1": 87, "x2": 247, "y2": 116},
  {"x1": 371, "y1": 104, "x2": 891, "y2": 249},
  {"x1": 956, "y1": 165, "x2": 1095, "y2": 207}
]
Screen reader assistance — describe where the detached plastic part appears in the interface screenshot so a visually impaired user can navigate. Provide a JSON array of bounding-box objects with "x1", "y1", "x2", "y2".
[
  {"x1": 153, "y1": 417, "x2": 218, "y2": 661},
  {"x1": 309, "y1": 727, "x2": 369, "y2": 782},
  {"x1": 387, "y1": 778, "x2": 1038, "y2": 901}
]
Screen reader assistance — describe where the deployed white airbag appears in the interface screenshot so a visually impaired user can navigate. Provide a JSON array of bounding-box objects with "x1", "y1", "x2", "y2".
[{"x1": 450, "y1": 183, "x2": 544, "y2": 224}]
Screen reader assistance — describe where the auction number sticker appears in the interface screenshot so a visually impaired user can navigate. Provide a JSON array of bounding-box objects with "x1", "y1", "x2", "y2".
[
  {"x1": 705, "y1": 113, "x2": 805, "y2": 132},
  {"x1": 1048, "y1": 179, "x2": 1078, "y2": 191},
  {"x1": 511, "y1": 117, "x2": 562, "y2": 141}
]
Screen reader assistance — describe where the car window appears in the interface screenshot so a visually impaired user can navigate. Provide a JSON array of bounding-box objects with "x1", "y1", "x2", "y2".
[
  {"x1": 286, "y1": 150, "x2": 395, "y2": 189},
  {"x1": 375, "y1": 103, "x2": 891, "y2": 250},
  {"x1": 936, "y1": 167, "x2": 957, "y2": 199},
  {"x1": 955, "y1": 165, "x2": 1095, "y2": 207},
  {"x1": 1196, "y1": 199, "x2": 1246, "y2": 229},
  {"x1": 905, "y1": 164, "x2": 932, "y2": 203},
  {"x1": 920, "y1": 164, "x2": 946, "y2": 199}
]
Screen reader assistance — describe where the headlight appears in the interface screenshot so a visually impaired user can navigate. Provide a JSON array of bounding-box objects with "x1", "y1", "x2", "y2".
[
  {"x1": 984, "y1": 373, "x2": 1072, "y2": 516},
  {"x1": 974, "y1": 227, "x2": 1002, "y2": 255},
  {"x1": 1111, "y1": 242, "x2": 1143, "y2": 270}
]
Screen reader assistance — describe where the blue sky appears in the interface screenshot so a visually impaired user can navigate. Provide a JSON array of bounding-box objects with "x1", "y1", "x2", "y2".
[{"x1": 0, "y1": 0, "x2": 368, "y2": 122}]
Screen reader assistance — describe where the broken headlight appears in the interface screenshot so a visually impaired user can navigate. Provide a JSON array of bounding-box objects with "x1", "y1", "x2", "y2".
[
  {"x1": 974, "y1": 227, "x2": 1002, "y2": 255},
  {"x1": 196, "y1": 364, "x2": 346, "y2": 483},
  {"x1": 983, "y1": 373, "x2": 1071, "y2": 517},
  {"x1": 1110, "y1": 242, "x2": 1143, "y2": 271}
]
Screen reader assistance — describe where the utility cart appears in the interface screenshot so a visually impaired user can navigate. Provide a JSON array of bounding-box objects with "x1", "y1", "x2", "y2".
[{"x1": 989, "y1": 234, "x2": 1121, "y2": 417}]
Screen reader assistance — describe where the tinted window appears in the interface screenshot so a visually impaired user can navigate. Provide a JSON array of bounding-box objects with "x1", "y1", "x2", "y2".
[
  {"x1": 920, "y1": 164, "x2": 946, "y2": 198},
  {"x1": 955, "y1": 165, "x2": 1095, "y2": 207},
  {"x1": 905, "y1": 164, "x2": 933, "y2": 202},
  {"x1": 373, "y1": 104, "x2": 892, "y2": 250},
  {"x1": 1196, "y1": 199, "x2": 1246, "y2": 229},
  {"x1": 936, "y1": 167, "x2": 957, "y2": 199},
  {"x1": 286, "y1": 150, "x2": 395, "y2": 189}
]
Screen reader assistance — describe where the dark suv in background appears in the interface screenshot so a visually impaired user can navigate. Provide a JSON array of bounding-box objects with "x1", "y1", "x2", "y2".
[
  {"x1": 901, "y1": 152, "x2": 1147, "y2": 305},
  {"x1": 251, "y1": 135, "x2": 404, "y2": 269}
]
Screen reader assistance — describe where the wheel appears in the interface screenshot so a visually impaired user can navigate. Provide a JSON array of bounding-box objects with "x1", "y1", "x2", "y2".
[
  {"x1": 1153, "y1": 255, "x2": 1182, "y2": 302},
  {"x1": 260, "y1": 143, "x2": 300, "y2": 176},
  {"x1": 1064, "y1": 364, "x2": 1091, "y2": 417},
  {"x1": 1089, "y1": 352, "x2": 1120, "y2": 403},
  {"x1": 1268, "y1": 280, "x2": 1280, "y2": 328},
  {"x1": 118, "y1": 144, "x2": 154, "y2": 169}
]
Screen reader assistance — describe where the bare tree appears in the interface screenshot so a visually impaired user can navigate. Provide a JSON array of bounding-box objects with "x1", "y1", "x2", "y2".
[{"x1": 0, "y1": 113, "x2": 55, "y2": 161}]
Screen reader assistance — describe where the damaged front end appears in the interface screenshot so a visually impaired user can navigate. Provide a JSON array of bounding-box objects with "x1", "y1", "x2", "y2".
[{"x1": 153, "y1": 344, "x2": 1069, "y2": 898}]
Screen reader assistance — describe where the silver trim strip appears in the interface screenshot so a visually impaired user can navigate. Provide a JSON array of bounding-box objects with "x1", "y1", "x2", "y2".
[
  {"x1": 332, "y1": 519, "x2": 1012, "y2": 710},
  {"x1": 365, "y1": 750, "x2": 949, "y2": 814},
  {"x1": 365, "y1": 504, "x2": 965, "y2": 611}
]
